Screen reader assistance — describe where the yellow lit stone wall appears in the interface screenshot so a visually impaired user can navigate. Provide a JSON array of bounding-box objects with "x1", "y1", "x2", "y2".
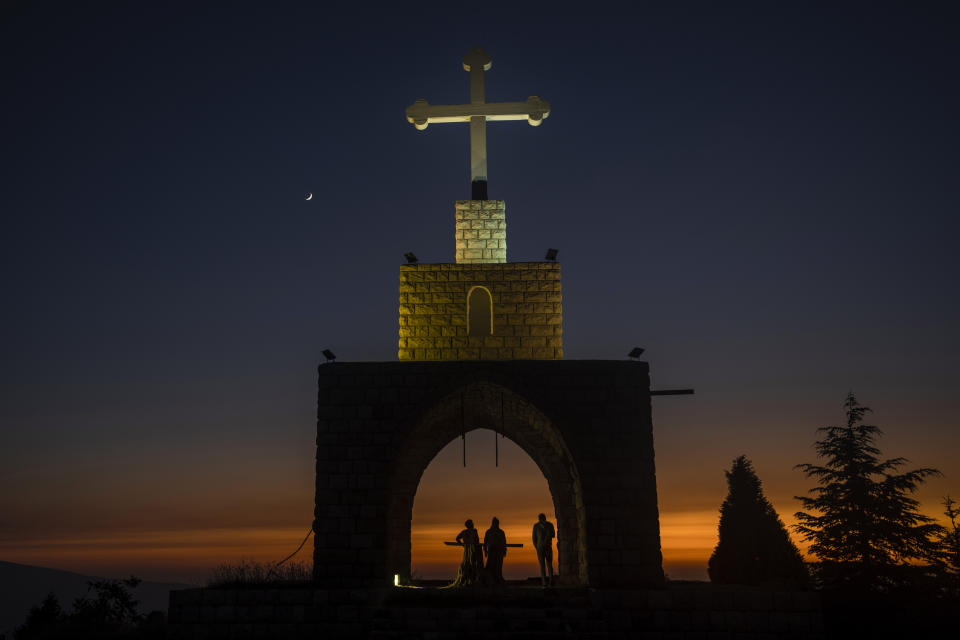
[
  {"x1": 455, "y1": 200, "x2": 506, "y2": 264},
  {"x1": 398, "y1": 262, "x2": 562, "y2": 360}
]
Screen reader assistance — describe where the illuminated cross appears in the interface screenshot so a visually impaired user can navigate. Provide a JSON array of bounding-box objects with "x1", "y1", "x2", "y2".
[{"x1": 406, "y1": 46, "x2": 550, "y2": 200}]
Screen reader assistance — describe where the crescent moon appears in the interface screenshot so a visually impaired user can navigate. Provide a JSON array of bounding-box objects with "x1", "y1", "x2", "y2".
[{"x1": 305, "y1": 193, "x2": 313, "y2": 201}]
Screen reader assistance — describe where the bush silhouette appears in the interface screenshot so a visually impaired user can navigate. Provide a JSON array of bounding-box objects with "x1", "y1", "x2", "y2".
[
  {"x1": 708, "y1": 455, "x2": 809, "y2": 587},
  {"x1": 206, "y1": 560, "x2": 311, "y2": 587},
  {"x1": 14, "y1": 576, "x2": 154, "y2": 639}
]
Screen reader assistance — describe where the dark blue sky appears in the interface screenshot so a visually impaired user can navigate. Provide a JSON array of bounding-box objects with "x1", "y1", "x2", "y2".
[{"x1": 1, "y1": 2, "x2": 958, "y2": 581}]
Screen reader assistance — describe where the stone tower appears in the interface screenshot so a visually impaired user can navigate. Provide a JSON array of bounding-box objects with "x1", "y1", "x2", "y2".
[{"x1": 397, "y1": 199, "x2": 562, "y2": 361}]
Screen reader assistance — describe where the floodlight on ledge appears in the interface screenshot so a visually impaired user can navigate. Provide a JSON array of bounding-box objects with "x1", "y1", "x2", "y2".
[
  {"x1": 322, "y1": 349, "x2": 337, "y2": 363},
  {"x1": 404, "y1": 252, "x2": 418, "y2": 264},
  {"x1": 545, "y1": 248, "x2": 558, "y2": 261},
  {"x1": 628, "y1": 347, "x2": 645, "y2": 360},
  {"x1": 394, "y1": 574, "x2": 399, "y2": 587}
]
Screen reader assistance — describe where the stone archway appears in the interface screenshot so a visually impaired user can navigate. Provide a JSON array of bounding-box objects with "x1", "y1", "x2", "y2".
[
  {"x1": 314, "y1": 360, "x2": 664, "y2": 589},
  {"x1": 386, "y1": 381, "x2": 586, "y2": 583}
]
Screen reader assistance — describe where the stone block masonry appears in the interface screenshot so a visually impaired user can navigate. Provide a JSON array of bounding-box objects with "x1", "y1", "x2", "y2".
[
  {"x1": 168, "y1": 585, "x2": 824, "y2": 639},
  {"x1": 398, "y1": 262, "x2": 562, "y2": 361},
  {"x1": 313, "y1": 360, "x2": 662, "y2": 590},
  {"x1": 455, "y1": 200, "x2": 505, "y2": 263}
]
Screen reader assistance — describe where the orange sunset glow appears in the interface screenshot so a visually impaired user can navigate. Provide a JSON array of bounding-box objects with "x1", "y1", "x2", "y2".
[
  {"x1": 411, "y1": 433, "x2": 739, "y2": 581},
  {"x1": 6, "y1": 400, "x2": 953, "y2": 588},
  {"x1": 3, "y1": 5, "x2": 959, "y2": 639}
]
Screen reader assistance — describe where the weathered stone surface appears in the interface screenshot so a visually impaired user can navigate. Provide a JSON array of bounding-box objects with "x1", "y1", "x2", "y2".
[
  {"x1": 167, "y1": 585, "x2": 823, "y2": 639},
  {"x1": 313, "y1": 360, "x2": 661, "y2": 590},
  {"x1": 399, "y1": 262, "x2": 562, "y2": 360},
  {"x1": 455, "y1": 200, "x2": 506, "y2": 263}
]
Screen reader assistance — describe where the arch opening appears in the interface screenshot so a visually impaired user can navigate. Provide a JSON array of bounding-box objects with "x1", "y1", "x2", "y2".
[
  {"x1": 387, "y1": 381, "x2": 587, "y2": 585},
  {"x1": 411, "y1": 429, "x2": 554, "y2": 581},
  {"x1": 467, "y1": 286, "x2": 493, "y2": 336}
]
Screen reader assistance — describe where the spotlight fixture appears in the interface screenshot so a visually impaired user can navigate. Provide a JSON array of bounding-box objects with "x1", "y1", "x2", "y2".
[
  {"x1": 404, "y1": 252, "x2": 418, "y2": 264},
  {"x1": 544, "y1": 248, "x2": 558, "y2": 261},
  {"x1": 322, "y1": 349, "x2": 337, "y2": 363},
  {"x1": 628, "y1": 347, "x2": 645, "y2": 360}
]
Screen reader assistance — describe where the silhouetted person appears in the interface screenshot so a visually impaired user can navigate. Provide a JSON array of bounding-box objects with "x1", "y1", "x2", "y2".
[
  {"x1": 483, "y1": 516, "x2": 507, "y2": 583},
  {"x1": 451, "y1": 518, "x2": 483, "y2": 586},
  {"x1": 533, "y1": 513, "x2": 555, "y2": 586}
]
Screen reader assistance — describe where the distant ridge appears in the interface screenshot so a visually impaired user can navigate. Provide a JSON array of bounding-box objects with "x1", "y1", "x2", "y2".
[{"x1": 0, "y1": 560, "x2": 195, "y2": 635}]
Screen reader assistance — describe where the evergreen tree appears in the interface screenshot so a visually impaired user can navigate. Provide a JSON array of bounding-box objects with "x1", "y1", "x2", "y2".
[
  {"x1": 708, "y1": 455, "x2": 809, "y2": 586},
  {"x1": 937, "y1": 495, "x2": 960, "y2": 589},
  {"x1": 794, "y1": 392, "x2": 943, "y2": 589}
]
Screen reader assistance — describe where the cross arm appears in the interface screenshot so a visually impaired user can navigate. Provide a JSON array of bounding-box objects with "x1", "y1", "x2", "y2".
[{"x1": 406, "y1": 96, "x2": 550, "y2": 130}]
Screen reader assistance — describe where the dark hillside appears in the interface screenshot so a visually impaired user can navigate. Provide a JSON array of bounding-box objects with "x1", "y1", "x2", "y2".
[{"x1": 0, "y1": 560, "x2": 194, "y2": 635}]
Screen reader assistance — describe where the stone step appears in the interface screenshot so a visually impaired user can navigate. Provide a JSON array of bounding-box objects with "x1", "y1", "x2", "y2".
[
  {"x1": 370, "y1": 617, "x2": 595, "y2": 629},
  {"x1": 367, "y1": 630, "x2": 588, "y2": 640},
  {"x1": 167, "y1": 585, "x2": 825, "y2": 639},
  {"x1": 370, "y1": 602, "x2": 612, "y2": 637},
  {"x1": 380, "y1": 586, "x2": 592, "y2": 607}
]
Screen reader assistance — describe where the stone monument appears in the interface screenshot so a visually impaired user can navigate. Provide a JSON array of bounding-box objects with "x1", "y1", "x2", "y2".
[
  {"x1": 168, "y1": 43, "x2": 823, "y2": 640},
  {"x1": 167, "y1": 47, "x2": 825, "y2": 639},
  {"x1": 312, "y1": 46, "x2": 665, "y2": 589}
]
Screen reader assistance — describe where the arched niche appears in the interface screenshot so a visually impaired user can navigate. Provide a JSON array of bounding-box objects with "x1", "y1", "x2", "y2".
[
  {"x1": 386, "y1": 381, "x2": 587, "y2": 584},
  {"x1": 466, "y1": 286, "x2": 493, "y2": 336}
]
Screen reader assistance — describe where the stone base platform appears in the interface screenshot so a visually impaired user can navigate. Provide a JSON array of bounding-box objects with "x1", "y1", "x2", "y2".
[{"x1": 167, "y1": 584, "x2": 823, "y2": 639}]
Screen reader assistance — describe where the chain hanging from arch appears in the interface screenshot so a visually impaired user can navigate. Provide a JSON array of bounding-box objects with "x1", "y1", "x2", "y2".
[
  {"x1": 460, "y1": 391, "x2": 507, "y2": 467},
  {"x1": 495, "y1": 392, "x2": 505, "y2": 467}
]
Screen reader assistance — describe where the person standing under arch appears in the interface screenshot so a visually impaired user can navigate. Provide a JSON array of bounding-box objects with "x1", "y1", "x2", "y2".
[
  {"x1": 533, "y1": 513, "x2": 555, "y2": 587},
  {"x1": 483, "y1": 516, "x2": 507, "y2": 583},
  {"x1": 450, "y1": 519, "x2": 483, "y2": 586}
]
